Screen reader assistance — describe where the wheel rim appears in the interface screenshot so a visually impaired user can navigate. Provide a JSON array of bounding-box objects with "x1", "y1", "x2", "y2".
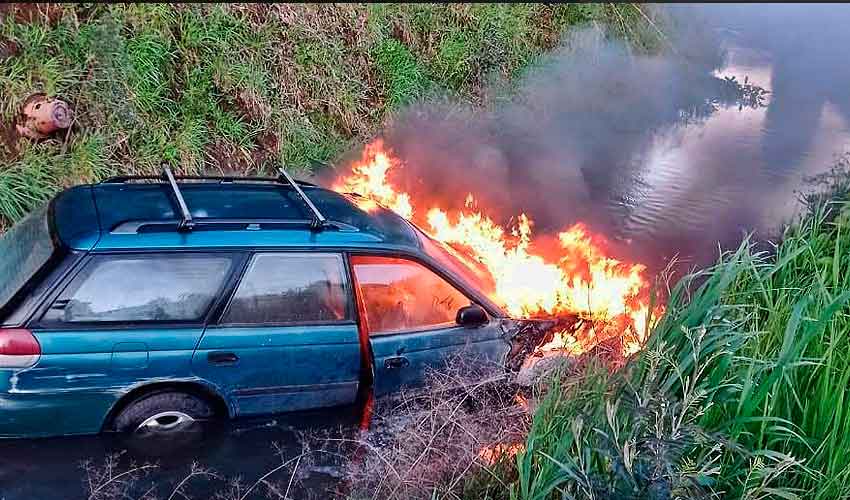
[{"x1": 136, "y1": 411, "x2": 195, "y2": 433}]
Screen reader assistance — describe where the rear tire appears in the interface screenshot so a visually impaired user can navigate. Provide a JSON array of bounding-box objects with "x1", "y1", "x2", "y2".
[{"x1": 113, "y1": 391, "x2": 215, "y2": 435}]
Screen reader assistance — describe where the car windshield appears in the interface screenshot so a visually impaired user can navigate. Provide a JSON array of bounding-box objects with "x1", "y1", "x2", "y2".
[
  {"x1": 412, "y1": 224, "x2": 499, "y2": 303},
  {"x1": 0, "y1": 205, "x2": 56, "y2": 313}
]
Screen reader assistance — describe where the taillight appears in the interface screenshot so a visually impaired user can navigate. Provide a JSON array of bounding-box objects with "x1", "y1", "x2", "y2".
[{"x1": 0, "y1": 328, "x2": 41, "y2": 368}]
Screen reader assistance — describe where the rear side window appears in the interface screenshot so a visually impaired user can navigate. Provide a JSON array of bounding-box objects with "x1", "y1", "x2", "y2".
[
  {"x1": 222, "y1": 253, "x2": 349, "y2": 325},
  {"x1": 351, "y1": 256, "x2": 472, "y2": 335},
  {"x1": 0, "y1": 205, "x2": 55, "y2": 315},
  {"x1": 41, "y1": 254, "x2": 234, "y2": 324}
]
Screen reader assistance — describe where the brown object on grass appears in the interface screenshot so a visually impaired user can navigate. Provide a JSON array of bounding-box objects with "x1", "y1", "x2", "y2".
[{"x1": 16, "y1": 93, "x2": 73, "y2": 140}]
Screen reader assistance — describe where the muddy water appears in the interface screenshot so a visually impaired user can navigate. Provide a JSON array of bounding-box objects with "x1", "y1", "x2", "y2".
[{"x1": 3, "y1": 46, "x2": 850, "y2": 500}]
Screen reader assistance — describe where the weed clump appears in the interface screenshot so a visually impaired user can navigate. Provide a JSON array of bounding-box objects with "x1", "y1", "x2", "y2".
[{"x1": 338, "y1": 356, "x2": 528, "y2": 500}]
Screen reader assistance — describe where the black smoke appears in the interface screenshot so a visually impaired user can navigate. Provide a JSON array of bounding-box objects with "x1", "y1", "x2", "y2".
[{"x1": 333, "y1": 4, "x2": 850, "y2": 271}]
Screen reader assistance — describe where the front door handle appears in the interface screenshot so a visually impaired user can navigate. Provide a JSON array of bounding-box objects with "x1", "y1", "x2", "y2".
[
  {"x1": 208, "y1": 351, "x2": 239, "y2": 365},
  {"x1": 384, "y1": 356, "x2": 410, "y2": 370}
]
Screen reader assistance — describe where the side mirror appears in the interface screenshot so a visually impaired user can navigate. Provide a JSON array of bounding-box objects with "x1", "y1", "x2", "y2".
[{"x1": 456, "y1": 304, "x2": 488, "y2": 328}]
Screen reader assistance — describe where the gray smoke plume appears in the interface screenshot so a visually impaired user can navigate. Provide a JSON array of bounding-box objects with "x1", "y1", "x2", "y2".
[{"x1": 332, "y1": 4, "x2": 850, "y2": 271}]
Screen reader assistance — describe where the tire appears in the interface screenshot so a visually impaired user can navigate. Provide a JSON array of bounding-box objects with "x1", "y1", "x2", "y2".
[{"x1": 113, "y1": 391, "x2": 215, "y2": 435}]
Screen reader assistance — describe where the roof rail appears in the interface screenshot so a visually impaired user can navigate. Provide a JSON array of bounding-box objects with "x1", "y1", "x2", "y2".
[
  {"x1": 110, "y1": 218, "x2": 360, "y2": 235},
  {"x1": 162, "y1": 166, "x2": 194, "y2": 232},
  {"x1": 277, "y1": 167, "x2": 328, "y2": 231},
  {"x1": 100, "y1": 174, "x2": 317, "y2": 187}
]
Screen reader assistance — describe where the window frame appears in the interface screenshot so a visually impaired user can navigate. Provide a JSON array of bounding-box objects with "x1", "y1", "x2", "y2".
[
  {"x1": 349, "y1": 252, "x2": 479, "y2": 337},
  {"x1": 31, "y1": 250, "x2": 245, "y2": 330},
  {"x1": 216, "y1": 251, "x2": 356, "y2": 328},
  {"x1": 2, "y1": 249, "x2": 84, "y2": 328},
  {"x1": 0, "y1": 203, "x2": 60, "y2": 322}
]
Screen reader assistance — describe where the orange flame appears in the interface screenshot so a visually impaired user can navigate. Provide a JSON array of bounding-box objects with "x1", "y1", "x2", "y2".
[
  {"x1": 333, "y1": 141, "x2": 658, "y2": 357},
  {"x1": 332, "y1": 142, "x2": 413, "y2": 219},
  {"x1": 477, "y1": 442, "x2": 525, "y2": 466}
]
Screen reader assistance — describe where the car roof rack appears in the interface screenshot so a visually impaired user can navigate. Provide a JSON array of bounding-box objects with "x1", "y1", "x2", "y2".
[
  {"x1": 276, "y1": 167, "x2": 328, "y2": 230},
  {"x1": 163, "y1": 166, "x2": 195, "y2": 232},
  {"x1": 103, "y1": 165, "x2": 337, "y2": 234}
]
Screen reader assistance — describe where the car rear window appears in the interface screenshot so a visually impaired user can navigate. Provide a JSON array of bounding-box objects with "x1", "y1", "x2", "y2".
[
  {"x1": 222, "y1": 253, "x2": 349, "y2": 325},
  {"x1": 40, "y1": 254, "x2": 234, "y2": 324},
  {"x1": 0, "y1": 205, "x2": 56, "y2": 315}
]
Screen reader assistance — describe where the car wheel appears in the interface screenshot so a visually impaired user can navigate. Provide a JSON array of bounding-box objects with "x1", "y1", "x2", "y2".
[{"x1": 113, "y1": 391, "x2": 215, "y2": 435}]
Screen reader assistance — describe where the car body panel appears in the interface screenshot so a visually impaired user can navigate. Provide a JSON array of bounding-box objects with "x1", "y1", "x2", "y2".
[
  {"x1": 370, "y1": 323, "x2": 509, "y2": 395},
  {"x1": 51, "y1": 185, "x2": 101, "y2": 251},
  {"x1": 0, "y1": 181, "x2": 513, "y2": 439},
  {"x1": 94, "y1": 230, "x2": 386, "y2": 251},
  {"x1": 191, "y1": 324, "x2": 361, "y2": 415},
  {"x1": 49, "y1": 183, "x2": 423, "y2": 252},
  {"x1": 1, "y1": 327, "x2": 204, "y2": 438}
]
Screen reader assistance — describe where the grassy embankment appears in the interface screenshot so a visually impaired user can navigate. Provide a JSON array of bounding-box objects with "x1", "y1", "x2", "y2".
[
  {"x1": 491, "y1": 162, "x2": 850, "y2": 499},
  {"x1": 0, "y1": 2, "x2": 659, "y2": 230}
]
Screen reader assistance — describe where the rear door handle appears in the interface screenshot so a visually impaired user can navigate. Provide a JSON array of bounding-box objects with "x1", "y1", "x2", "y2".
[
  {"x1": 384, "y1": 356, "x2": 410, "y2": 370},
  {"x1": 208, "y1": 351, "x2": 239, "y2": 365}
]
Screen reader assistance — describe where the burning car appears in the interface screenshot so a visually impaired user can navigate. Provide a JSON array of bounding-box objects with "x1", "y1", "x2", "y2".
[
  {"x1": 334, "y1": 142, "x2": 658, "y2": 359},
  {"x1": 0, "y1": 168, "x2": 516, "y2": 439}
]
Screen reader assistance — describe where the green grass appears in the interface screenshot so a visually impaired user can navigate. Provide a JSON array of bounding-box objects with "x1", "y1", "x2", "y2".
[
  {"x1": 373, "y1": 38, "x2": 430, "y2": 108},
  {"x1": 711, "y1": 201, "x2": 850, "y2": 498},
  {"x1": 0, "y1": 133, "x2": 110, "y2": 223},
  {"x1": 0, "y1": 3, "x2": 656, "y2": 228},
  {"x1": 485, "y1": 163, "x2": 850, "y2": 499}
]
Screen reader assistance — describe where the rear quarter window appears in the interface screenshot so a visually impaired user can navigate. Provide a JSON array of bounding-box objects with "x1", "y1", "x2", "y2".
[{"x1": 0, "y1": 205, "x2": 55, "y2": 316}]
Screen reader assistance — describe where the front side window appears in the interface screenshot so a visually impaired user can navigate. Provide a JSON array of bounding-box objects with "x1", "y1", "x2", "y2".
[
  {"x1": 222, "y1": 253, "x2": 349, "y2": 325},
  {"x1": 351, "y1": 256, "x2": 472, "y2": 335},
  {"x1": 41, "y1": 254, "x2": 234, "y2": 324}
]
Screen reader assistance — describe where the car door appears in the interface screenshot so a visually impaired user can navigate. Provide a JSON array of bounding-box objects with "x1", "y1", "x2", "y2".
[
  {"x1": 349, "y1": 255, "x2": 509, "y2": 396},
  {"x1": 192, "y1": 252, "x2": 362, "y2": 416},
  {"x1": 22, "y1": 252, "x2": 237, "y2": 436}
]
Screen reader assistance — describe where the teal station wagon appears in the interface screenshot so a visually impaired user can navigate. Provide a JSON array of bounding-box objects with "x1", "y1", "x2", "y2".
[{"x1": 0, "y1": 168, "x2": 515, "y2": 439}]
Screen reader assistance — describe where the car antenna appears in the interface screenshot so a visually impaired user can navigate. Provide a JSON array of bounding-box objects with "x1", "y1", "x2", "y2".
[
  {"x1": 278, "y1": 166, "x2": 328, "y2": 231},
  {"x1": 162, "y1": 165, "x2": 195, "y2": 232}
]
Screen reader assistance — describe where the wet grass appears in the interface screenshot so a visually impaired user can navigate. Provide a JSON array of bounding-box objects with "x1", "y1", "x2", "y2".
[
  {"x1": 0, "y1": 3, "x2": 660, "y2": 228},
  {"x1": 485, "y1": 162, "x2": 850, "y2": 499}
]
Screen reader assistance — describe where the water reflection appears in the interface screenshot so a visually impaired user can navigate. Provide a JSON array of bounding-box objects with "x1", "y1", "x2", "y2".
[
  {"x1": 0, "y1": 408, "x2": 361, "y2": 500},
  {"x1": 615, "y1": 43, "x2": 850, "y2": 270}
]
